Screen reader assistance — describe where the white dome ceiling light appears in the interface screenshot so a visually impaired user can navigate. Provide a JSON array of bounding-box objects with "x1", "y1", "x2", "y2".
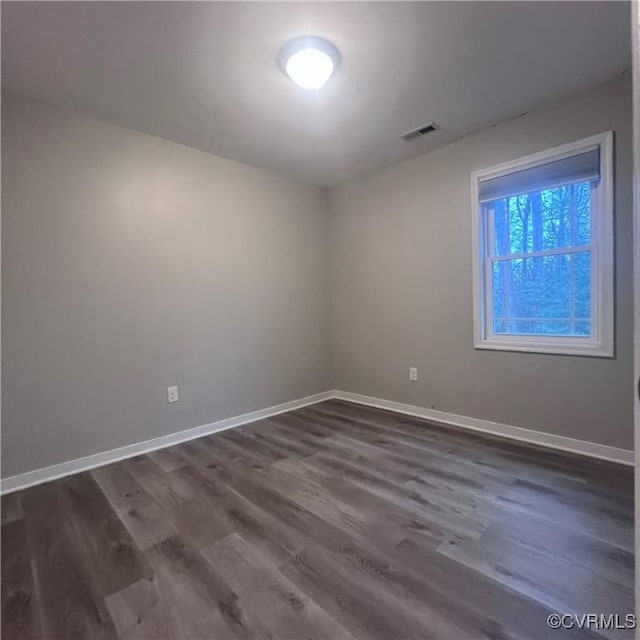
[{"x1": 278, "y1": 36, "x2": 340, "y2": 90}]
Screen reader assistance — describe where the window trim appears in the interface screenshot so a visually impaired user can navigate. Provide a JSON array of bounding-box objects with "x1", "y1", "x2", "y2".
[{"x1": 471, "y1": 131, "x2": 614, "y2": 357}]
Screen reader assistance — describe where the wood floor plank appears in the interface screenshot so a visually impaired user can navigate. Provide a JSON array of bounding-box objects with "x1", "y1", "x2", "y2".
[
  {"x1": 196, "y1": 449, "x2": 386, "y2": 552},
  {"x1": 326, "y1": 428, "x2": 520, "y2": 490},
  {"x1": 1, "y1": 492, "x2": 23, "y2": 525},
  {"x1": 308, "y1": 401, "x2": 587, "y2": 485},
  {"x1": 170, "y1": 463, "x2": 304, "y2": 564},
  {"x1": 21, "y1": 481, "x2": 118, "y2": 639},
  {"x1": 172, "y1": 439, "x2": 220, "y2": 468},
  {"x1": 202, "y1": 533, "x2": 357, "y2": 640},
  {"x1": 273, "y1": 419, "x2": 420, "y2": 485},
  {"x1": 280, "y1": 532, "x2": 499, "y2": 640},
  {"x1": 4, "y1": 399, "x2": 634, "y2": 640},
  {"x1": 319, "y1": 400, "x2": 630, "y2": 490},
  {"x1": 92, "y1": 462, "x2": 178, "y2": 550},
  {"x1": 122, "y1": 455, "x2": 232, "y2": 549},
  {"x1": 105, "y1": 575, "x2": 180, "y2": 640},
  {"x1": 239, "y1": 425, "x2": 321, "y2": 459},
  {"x1": 222, "y1": 426, "x2": 296, "y2": 461},
  {"x1": 486, "y1": 477, "x2": 634, "y2": 551},
  {"x1": 265, "y1": 417, "x2": 357, "y2": 459},
  {"x1": 391, "y1": 535, "x2": 608, "y2": 640},
  {"x1": 300, "y1": 448, "x2": 483, "y2": 520},
  {"x1": 147, "y1": 448, "x2": 189, "y2": 473},
  {"x1": 1, "y1": 519, "x2": 42, "y2": 640},
  {"x1": 274, "y1": 455, "x2": 489, "y2": 542},
  {"x1": 200, "y1": 432, "x2": 273, "y2": 470},
  {"x1": 325, "y1": 432, "x2": 500, "y2": 497},
  {"x1": 268, "y1": 413, "x2": 339, "y2": 440},
  {"x1": 437, "y1": 531, "x2": 633, "y2": 639},
  {"x1": 60, "y1": 472, "x2": 153, "y2": 597},
  {"x1": 144, "y1": 535, "x2": 251, "y2": 639}
]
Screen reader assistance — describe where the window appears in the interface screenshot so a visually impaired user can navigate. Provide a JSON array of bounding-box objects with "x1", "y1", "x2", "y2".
[{"x1": 471, "y1": 132, "x2": 613, "y2": 356}]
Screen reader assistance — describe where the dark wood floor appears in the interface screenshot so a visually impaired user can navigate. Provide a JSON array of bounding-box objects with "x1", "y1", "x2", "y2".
[{"x1": 1, "y1": 399, "x2": 635, "y2": 639}]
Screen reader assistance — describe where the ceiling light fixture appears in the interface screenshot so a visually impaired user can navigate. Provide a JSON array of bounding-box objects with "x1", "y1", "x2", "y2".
[{"x1": 278, "y1": 36, "x2": 340, "y2": 90}]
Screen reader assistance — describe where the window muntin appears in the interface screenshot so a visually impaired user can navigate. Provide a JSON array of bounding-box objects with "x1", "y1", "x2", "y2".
[{"x1": 472, "y1": 132, "x2": 613, "y2": 357}]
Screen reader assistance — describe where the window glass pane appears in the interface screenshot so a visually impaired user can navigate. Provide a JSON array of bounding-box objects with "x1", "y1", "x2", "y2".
[
  {"x1": 574, "y1": 320, "x2": 591, "y2": 336},
  {"x1": 574, "y1": 251, "x2": 591, "y2": 319},
  {"x1": 488, "y1": 181, "x2": 592, "y2": 257},
  {"x1": 573, "y1": 182, "x2": 591, "y2": 246},
  {"x1": 493, "y1": 319, "x2": 508, "y2": 333},
  {"x1": 491, "y1": 261, "x2": 507, "y2": 320},
  {"x1": 491, "y1": 251, "x2": 591, "y2": 337}
]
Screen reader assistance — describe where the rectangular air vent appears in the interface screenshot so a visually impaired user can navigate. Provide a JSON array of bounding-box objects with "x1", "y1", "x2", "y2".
[{"x1": 400, "y1": 122, "x2": 439, "y2": 142}]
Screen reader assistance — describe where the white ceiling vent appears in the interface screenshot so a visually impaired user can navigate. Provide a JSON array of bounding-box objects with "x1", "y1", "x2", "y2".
[{"x1": 400, "y1": 122, "x2": 440, "y2": 142}]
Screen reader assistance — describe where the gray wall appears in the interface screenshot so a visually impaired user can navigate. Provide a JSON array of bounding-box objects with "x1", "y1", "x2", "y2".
[
  {"x1": 329, "y1": 76, "x2": 634, "y2": 450},
  {"x1": 2, "y1": 76, "x2": 633, "y2": 479},
  {"x1": 2, "y1": 94, "x2": 331, "y2": 477}
]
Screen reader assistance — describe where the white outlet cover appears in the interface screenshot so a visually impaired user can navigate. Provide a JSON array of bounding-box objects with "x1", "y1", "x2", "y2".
[
  {"x1": 409, "y1": 367, "x2": 418, "y2": 382},
  {"x1": 167, "y1": 386, "x2": 179, "y2": 403}
]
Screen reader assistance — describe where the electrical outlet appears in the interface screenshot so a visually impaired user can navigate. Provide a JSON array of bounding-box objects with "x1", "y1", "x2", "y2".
[
  {"x1": 167, "y1": 386, "x2": 179, "y2": 403},
  {"x1": 409, "y1": 367, "x2": 418, "y2": 382}
]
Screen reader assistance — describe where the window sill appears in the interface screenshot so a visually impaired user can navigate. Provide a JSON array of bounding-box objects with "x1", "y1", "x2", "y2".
[{"x1": 474, "y1": 337, "x2": 614, "y2": 358}]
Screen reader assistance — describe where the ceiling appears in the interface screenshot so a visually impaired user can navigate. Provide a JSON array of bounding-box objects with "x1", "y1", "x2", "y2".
[{"x1": 2, "y1": 2, "x2": 631, "y2": 188}]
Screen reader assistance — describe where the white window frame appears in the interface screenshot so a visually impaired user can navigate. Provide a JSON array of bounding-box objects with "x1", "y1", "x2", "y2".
[{"x1": 471, "y1": 131, "x2": 614, "y2": 357}]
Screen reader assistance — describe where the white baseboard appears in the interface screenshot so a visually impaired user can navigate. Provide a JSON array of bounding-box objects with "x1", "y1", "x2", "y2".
[
  {"x1": 1, "y1": 387, "x2": 633, "y2": 494},
  {"x1": 0, "y1": 390, "x2": 333, "y2": 495},
  {"x1": 332, "y1": 390, "x2": 635, "y2": 467}
]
